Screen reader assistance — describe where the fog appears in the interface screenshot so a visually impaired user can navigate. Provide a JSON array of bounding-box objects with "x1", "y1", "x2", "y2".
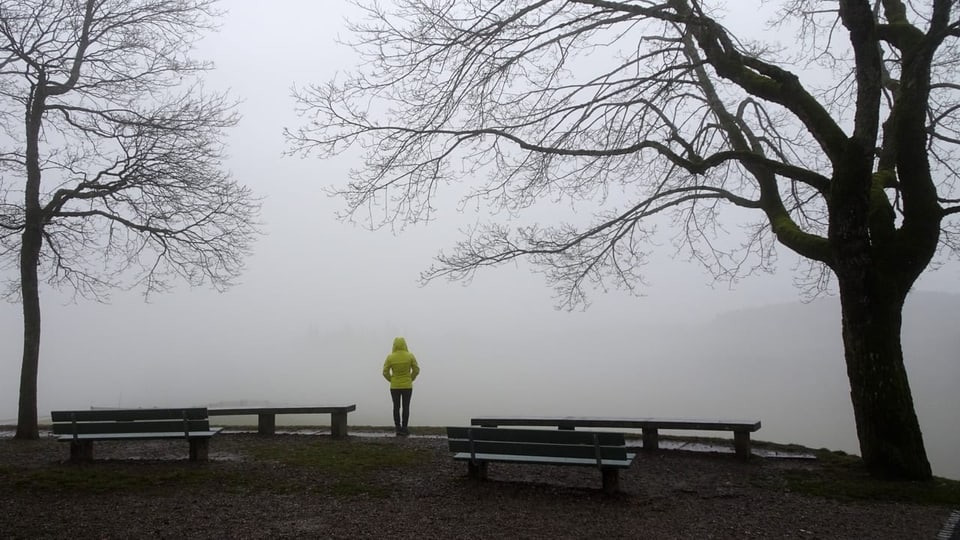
[{"x1": 1, "y1": 2, "x2": 959, "y2": 481}]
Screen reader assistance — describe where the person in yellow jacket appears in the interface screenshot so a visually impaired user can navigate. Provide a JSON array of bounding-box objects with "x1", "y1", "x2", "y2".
[{"x1": 382, "y1": 336, "x2": 420, "y2": 436}]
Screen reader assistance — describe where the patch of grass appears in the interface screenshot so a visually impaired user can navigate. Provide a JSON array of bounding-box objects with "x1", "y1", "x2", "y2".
[
  {"x1": 350, "y1": 425, "x2": 448, "y2": 436},
  {"x1": 328, "y1": 479, "x2": 390, "y2": 498},
  {"x1": 0, "y1": 437, "x2": 429, "y2": 499},
  {"x1": 641, "y1": 433, "x2": 811, "y2": 453},
  {"x1": 249, "y1": 439, "x2": 424, "y2": 472},
  {"x1": 247, "y1": 438, "x2": 428, "y2": 498},
  {"x1": 749, "y1": 439, "x2": 816, "y2": 453},
  {"x1": 784, "y1": 449, "x2": 960, "y2": 506},
  {"x1": 5, "y1": 466, "x2": 239, "y2": 494}
]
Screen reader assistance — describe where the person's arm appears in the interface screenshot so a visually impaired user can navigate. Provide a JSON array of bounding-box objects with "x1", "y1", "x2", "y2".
[
  {"x1": 410, "y1": 355, "x2": 420, "y2": 381},
  {"x1": 382, "y1": 357, "x2": 392, "y2": 382}
]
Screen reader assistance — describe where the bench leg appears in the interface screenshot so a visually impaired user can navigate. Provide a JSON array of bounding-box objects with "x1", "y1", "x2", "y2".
[
  {"x1": 601, "y1": 468, "x2": 620, "y2": 495},
  {"x1": 258, "y1": 413, "x2": 276, "y2": 436},
  {"x1": 642, "y1": 428, "x2": 659, "y2": 451},
  {"x1": 330, "y1": 411, "x2": 348, "y2": 439},
  {"x1": 70, "y1": 441, "x2": 93, "y2": 463},
  {"x1": 468, "y1": 461, "x2": 488, "y2": 481},
  {"x1": 189, "y1": 438, "x2": 210, "y2": 462},
  {"x1": 734, "y1": 431, "x2": 751, "y2": 460}
]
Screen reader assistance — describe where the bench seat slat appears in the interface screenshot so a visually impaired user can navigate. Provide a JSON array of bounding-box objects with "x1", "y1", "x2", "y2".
[
  {"x1": 448, "y1": 439, "x2": 628, "y2": 461},
  {"x1": 52, "y1": 420, "x2": 211, "y2": 435},
  {"x1": 452, "y1": 452, "x2": 635, "y2": 469},
  {"x1": 207, "y1": 405, "x2": 356, "y2": 415}
]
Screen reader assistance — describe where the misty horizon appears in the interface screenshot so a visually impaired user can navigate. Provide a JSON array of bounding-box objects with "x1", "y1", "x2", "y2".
[{"x1": 3, "y1": 289, "x2": 957, "y2": 480}]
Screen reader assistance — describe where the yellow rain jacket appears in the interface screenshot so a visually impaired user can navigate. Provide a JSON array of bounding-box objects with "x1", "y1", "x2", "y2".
[{"x1": 382, "y1": 337, "x2": 420, "y2": 389}]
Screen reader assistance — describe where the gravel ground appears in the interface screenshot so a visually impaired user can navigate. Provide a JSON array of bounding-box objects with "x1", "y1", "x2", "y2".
[{"x1": 0, "y1": 432, "x2": 954, "y2": 539}]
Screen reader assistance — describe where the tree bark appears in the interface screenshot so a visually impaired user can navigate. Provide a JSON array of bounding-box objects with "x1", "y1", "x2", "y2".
[
  {"x1": 15, "y1": 223, "x2": 42, "y2": 440},
  {"x1": 15, "y1": 84, "x2": 47, "y2": 441},
  {"x1": 830, "y1": 148, "x2": 933, "y2": 479},
  {"x1": 838, "y1": 278, "x2": 931, "y2": 480}
]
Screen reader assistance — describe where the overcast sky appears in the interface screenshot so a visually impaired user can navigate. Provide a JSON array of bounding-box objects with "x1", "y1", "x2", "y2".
[{"x1": 1, "y1": 1, "x2": 958, "y2": 478}]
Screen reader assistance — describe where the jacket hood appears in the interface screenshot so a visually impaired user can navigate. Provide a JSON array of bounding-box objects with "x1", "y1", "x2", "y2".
[{"x1": 392, "y1": 337, "x2": 408, "y2": 352}]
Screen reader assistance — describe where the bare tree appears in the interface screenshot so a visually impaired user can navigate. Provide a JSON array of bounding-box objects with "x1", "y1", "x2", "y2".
[
  {"x1": 0, "y1": 0, "x2": 259, "y2": 439},
  {"x1": 288, "y1": 0, "x2": 960, "y2": 479},
  {"x1": 290, "y1": 0, "x2": 960, "y2": 481}
]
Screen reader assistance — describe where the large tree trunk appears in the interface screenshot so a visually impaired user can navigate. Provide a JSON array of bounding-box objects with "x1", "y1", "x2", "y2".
[
  {"x1": 828, "y1": 127, "x2": 934, "y2": 479},
  {"x1": 15, "y1": 224, "x2": 42, "y2": 440},
  {"x1": 837, "y1": 280, "x2": 931, "y2": 480},
  {"x1": 15, "y1": 86, "x2": 46, "y2": 441}
]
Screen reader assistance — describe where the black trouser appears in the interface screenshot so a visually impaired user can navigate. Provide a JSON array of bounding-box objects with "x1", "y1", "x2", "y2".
[{"x1": 390, "y1": 388, "x2": 413, "y2": 429}]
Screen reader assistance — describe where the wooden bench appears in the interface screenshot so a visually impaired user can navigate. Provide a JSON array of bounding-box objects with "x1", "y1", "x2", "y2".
[
  {"x1": 51, "y1": 408, "x2": 222, "y2": 463},
  {"x1": 207, "y1": 405, "x2": 356, "y2": 438},
  {"x1": 446, "y1": 426, "x2": 635, "y2": 494},
  {"x1": 471, "y1": 416, "x2": 762, "y2": 460}
]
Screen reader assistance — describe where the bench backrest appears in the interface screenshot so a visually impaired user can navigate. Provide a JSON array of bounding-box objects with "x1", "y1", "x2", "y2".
[
  {"x1": 447, "y1": 426, "x2": 628, "y2": 462},
  {"x1": 51, "y1": 408, "x2": 211, "y2": 437}
]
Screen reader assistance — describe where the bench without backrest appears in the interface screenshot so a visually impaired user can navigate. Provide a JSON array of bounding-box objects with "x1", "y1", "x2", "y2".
[
  {"x1": 446, "y1": 426, "x2": 635, "y2": 494},
  {"x1": 207, "y1": 405, "x2": 356, "y2": 438},
  {"x1": 51, "y1": 408, "x2": 222, "y2": 462},
  {"x1": 470, "y1": 416, "x2": 762, "y2": 459}
]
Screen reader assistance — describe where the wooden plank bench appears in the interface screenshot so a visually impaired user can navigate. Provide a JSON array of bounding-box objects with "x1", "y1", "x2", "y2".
[
  {"x1": 446, "y1": 426, "x2": 635, "y2": 494},
  {"x1": 51, "y1": 408, "x2": 222, "y2": 463},
  {"x1": 471, "y1": 416, "x2": 762, "y2": 460},
  {"x1": 207, "y1": 405, "x2": 356, "y2": 438}
]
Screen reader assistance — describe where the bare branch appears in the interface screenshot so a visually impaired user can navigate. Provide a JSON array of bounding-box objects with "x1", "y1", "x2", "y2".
[
  {"x1": 0, "y1": 0, "x2": 258, "y2": 298},
  {"x1": 290, "y1": 0, "x2": 958, "y2": 308}
]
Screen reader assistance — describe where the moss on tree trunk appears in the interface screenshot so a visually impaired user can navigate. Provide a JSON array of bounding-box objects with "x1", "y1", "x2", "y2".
[{"x1": 839, "y1": 284, "x2": 931, "y2": 480}]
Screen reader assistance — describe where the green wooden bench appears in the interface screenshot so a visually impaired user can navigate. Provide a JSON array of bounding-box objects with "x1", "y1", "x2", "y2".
[
  {"x1": 446, "y1": 426, "x2": 635, "y2": 494},
  {"x1": 51, "y1": 408, "x2": 222, "y2": 463},
  {"x1": 471, "y1": 416, "x2": 762, "y2": 459},
  {"x1": 207, "y1": 405, "x2": 356, "y2": 438}
]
